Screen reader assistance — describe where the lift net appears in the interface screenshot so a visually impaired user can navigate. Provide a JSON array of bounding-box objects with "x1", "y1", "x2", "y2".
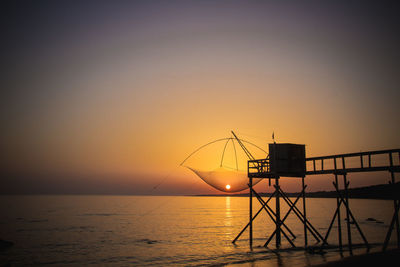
[
  {"x1": 187, "y1": 167, "x2": 262, "y2": 193},
  {"x1": 181, "y1": 135, "x2": 267, "y2": 193}
]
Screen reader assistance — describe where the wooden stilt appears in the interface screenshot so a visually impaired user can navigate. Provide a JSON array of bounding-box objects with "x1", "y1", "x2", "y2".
[
  {"x1": 279, "y1": 188, "x2": 325, "y2": 244},
  {"x1": 389, "y1": 153, "x2": 400, "y2": 248},
  {"x1": 249, "y1": 177, "x2": 253, "y2": 248},
  {"x1": 232, "y1": 192, "x2": 276, "y2": 244},
  {"x1": 275, "y1": 177, "x2": 281, "y2": 248},
  {"x1": 334, "y1": 158, "x2": 343, "y2": 253},
  {"x1": 252, "y1": 188, "x2": 296, "y2": 240},
  {"x1": 383, "y1": 152, "x2": 399, "y2": 250},
  {"x1": 331, "y1": 183, "x2": 369, "y2": 249},
  {"x1": 383, "y1": 197, "x2": 400, "y2": 251},
  {"x1": 302, "y1": 176, "x2": 308, "y2": 247},
  {"x1": 341, "y1": 155, "x2": 353, "y2": 255},
  {"x1": 323, "y1": 197, "x2": 341, "y2": 245}
]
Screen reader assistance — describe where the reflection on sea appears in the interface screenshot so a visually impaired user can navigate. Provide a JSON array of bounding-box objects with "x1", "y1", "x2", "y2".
[{"x1": 0, "y1": 195, "x2": 395, "y2": 266}]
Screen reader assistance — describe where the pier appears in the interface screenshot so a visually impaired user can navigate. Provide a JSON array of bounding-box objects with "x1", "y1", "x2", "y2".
[{"x1": 233, "y1": 144, "x2": 400, "y2": 253}]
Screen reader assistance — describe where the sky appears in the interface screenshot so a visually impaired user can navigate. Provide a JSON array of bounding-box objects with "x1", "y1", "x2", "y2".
[{"x1": 1, "y1": 0, "x2": 400, "y2": 195}]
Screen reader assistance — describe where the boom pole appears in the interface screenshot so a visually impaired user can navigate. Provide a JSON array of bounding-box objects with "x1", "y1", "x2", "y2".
[{"x1": 231, "y1": 131, "x2": 255, "y2": 161}]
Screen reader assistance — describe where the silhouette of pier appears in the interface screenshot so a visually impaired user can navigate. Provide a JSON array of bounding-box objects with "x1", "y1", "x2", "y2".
[{"x1": 233, "y1": 144, "x2": 400, "y2": 253}]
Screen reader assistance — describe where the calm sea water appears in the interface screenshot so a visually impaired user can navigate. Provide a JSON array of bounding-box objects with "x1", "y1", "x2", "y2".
[{"x1": 0, "y1": 195, "x2": 396, "y2": 266}]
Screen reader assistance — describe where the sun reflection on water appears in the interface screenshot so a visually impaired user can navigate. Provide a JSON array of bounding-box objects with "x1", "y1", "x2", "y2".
[{"x1": 225, "y1": 196, "x2": 232, "y2": 228}]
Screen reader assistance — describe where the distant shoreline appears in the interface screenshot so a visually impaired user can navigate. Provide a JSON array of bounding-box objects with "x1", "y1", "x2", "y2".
[
  {"x1": 0, "y1": 182, "x2": 398, "y2": 198},
  {"x1": 192, "y1": 182, "x2": 400, "y2": 200}
]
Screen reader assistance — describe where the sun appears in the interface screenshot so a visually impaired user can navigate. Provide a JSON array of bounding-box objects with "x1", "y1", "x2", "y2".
[{"x1": 225, "y1": 184, "x2": 231, "y2": 190}]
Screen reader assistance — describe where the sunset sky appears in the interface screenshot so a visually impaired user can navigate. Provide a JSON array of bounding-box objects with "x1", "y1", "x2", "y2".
[{"x1": 2, "y1": 0, "x2": 399, "y2": 195}]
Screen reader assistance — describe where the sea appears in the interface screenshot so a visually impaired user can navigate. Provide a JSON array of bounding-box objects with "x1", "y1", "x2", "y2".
[{"x1": 0, "y1": 195, "x2": 396, "y2": 266}]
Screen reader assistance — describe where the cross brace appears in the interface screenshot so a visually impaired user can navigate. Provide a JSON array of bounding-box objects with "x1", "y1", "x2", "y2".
[
  {"x1": 232, "y1": 179, "x2": 324, "y2": 249},
  {"x1": 322, "y1": 175, "x2": 370, "y2": 254}
]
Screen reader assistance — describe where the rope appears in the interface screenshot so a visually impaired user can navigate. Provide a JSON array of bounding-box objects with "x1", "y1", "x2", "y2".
[
  {"x1": 180, "y1": 137, "x2": 267, "y2": 166},
  {"x1": 137, "y1": 175, "x2": 201, "y2": 220},
  {"x1": 231, "y1": 138, "x2": 239, "y2": 170},
  {"x1": 220, "y1": 138, "x2": 231, "y2": 167},
  {"x1": 180, "y1": 138, "x2": 231, "y2": 166},
  {"x1": 151, "y1": 166, "x2": 180, "y2": 190}
]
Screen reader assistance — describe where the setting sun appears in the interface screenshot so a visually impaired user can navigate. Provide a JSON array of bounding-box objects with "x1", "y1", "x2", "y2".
[{"x1": 225, "y1": 184, "x2": 231, "y2": 190}]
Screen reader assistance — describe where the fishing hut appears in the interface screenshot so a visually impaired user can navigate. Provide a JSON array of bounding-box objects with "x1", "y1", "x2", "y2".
[
  {"x1": 232, "y1": 142, "x2": 324, "y2": 249},
  {"x1": 232, "y1": 140, "x2": 400, "y2": 253}
]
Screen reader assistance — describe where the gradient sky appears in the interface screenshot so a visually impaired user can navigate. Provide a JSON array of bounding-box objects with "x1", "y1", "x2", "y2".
[{"x1": 1, "y1": 0, "x2": 399, "y2": 194}]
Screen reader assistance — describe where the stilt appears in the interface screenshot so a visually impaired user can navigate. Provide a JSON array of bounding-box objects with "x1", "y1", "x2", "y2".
[
  {"x1": 323, "y1": 178, "x2": 369, "y2": 252},
  {"x1": 383, "y1": 195, "x2": 400, "y2": 251},
  {"x1": 343, "y1": 173, "x2": 353, "y2": 254},
  {"x1": 389, "y1": 153, "x2": 400, "y2": 248},
  {"x1": 334, "y1": 158, "x2": 343, "y2": 253},
  {"x1": 249, "y1": 177, "x2": 253, "y2": 248},
  {"x1": 383, "y1": 152, "x2": 399, "y2": 251},
  {"x1": 332, "y1": 183, "x2": 369, "y2": 249},
  {"x1": 232, "y1": 192, "x2": 276, "y2": 244},
  {"x1": 279, "y1": 188, "x2": 325, "y2": 244},
  {"x1": 323, "y1": 196, "x2": 341, "y2": 246},
  {"x1": 251, "y1": 188, "x2": 296, "y2": 240},
  {"x1": 302, "y1": 176, "x2": 308, "y2": 247},
  {"x1": 275, "y1": 177, "x2": 281, "y2": 248},
  {"x1": 252, "y1": 190, "x2": 295, "y2": 248}
]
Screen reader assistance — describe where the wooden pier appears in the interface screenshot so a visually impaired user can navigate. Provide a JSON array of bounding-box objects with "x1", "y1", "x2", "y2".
[{"x1": 233, "y1": 145, "x2": 400, "y2": 253}]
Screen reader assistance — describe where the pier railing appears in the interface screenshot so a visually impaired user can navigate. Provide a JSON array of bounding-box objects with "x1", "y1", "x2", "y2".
[
  {"x1": 248, "y1": 158, "x2": 272, "y2": 178},
  {"x1": 306, "y1": 149, "x2": 400, "y2": 175},
  {"x1": 248, "y1": 149, "x2": 400, "y2": 178}
]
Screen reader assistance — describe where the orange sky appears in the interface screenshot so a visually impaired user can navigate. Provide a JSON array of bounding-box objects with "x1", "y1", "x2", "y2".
[{"x1": 2, "y1": 1, "x2": 399, "y2": 194}]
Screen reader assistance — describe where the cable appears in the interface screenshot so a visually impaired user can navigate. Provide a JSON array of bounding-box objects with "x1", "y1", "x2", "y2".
[
  {"x1": 137, "y1": 174, "x2": 201, "y2": 220},
  {"x1": 220, "y1": 138, "x2": 231, "y2": 167},
  {"x1": 180, "y1": 137, "x2": 267, "y2": 167},
  {"x1": 231, "y1": 138, "x2": 239, "y2": 170},
  {"x1": 151, "y1": 166, "x2": 180, "y2": 191},
  {"x1": 180, "y1": 138, "x2": 231, "y2": 166}
]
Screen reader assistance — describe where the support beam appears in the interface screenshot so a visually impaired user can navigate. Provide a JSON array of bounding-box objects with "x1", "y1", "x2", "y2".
[
  {"x1": 275, "y1": 177, "x2": 281, "y2": 248},
  {"x1": 383, "y1": 197, "x2": 400, "y2": 251},
  {"x1": 389, "y1": 153, "x2": 400, "y2": 248},
  {"x1": 232, "y1": 192, "x2": 276, "y2": 244},
  {"x1": 251, "y1": 191, "x2": 296, "y2": 248},
  {"x1": 249, "y1": 177, "x2": 253, "y2": 248},
  {"x1": 332, "y1": 182, "x2": 369, "y2": 250},
  {"x1": 323, "y1": 198, "x2": 342, "y2": 246},
  {"x1": 334, "y1": 158, "x2": 343, "y2": 253},
  {"x1": 302, "y1": 177, "x2": 307, "y2": 247},
  {"x1": 251, "y1": 188, "x2": 296, "y2": 240},
  {"x1": 278, "y1": 187, "x2": 325, "y2": 244},
  {"x1": 235, "y1": 175, "x2": 326, "y2": 249},
  {"x1": 382, "y1": 153, "x2": 400, "y2": 251},
  {"x1": 343, "y1": 173, "x2": 353, "y2": 254}
]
